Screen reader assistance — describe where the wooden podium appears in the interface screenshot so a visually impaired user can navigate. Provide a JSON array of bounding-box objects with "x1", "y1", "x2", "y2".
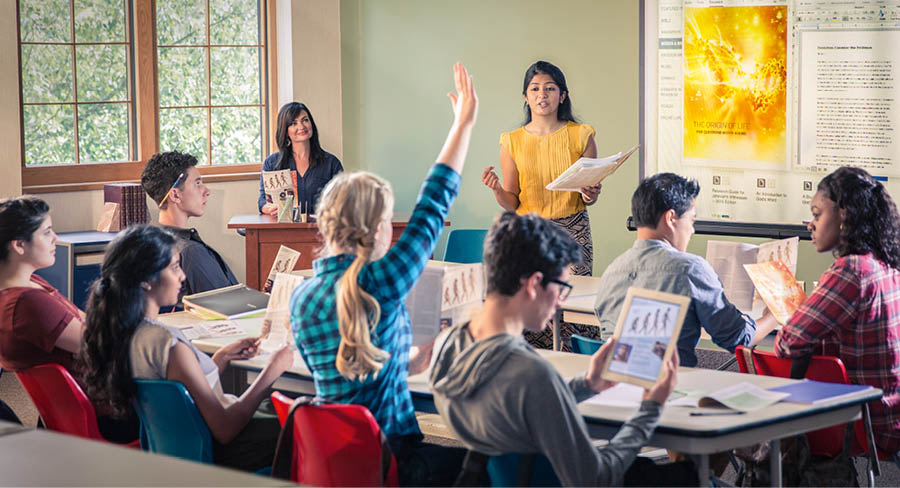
[{"x1": 228, "y1": 214, "x2": 446, "y2": 290}]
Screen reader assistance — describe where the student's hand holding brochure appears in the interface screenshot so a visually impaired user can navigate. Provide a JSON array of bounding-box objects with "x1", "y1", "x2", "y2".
[{"x1": 743, "y1": 260, "x2": 807, "y2": 324}]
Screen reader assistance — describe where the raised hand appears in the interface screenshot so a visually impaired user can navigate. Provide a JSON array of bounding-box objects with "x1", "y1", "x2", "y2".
[
  {"x1": 482, "y1": 166, "x2": 503, "y2": 192},
  {"x1": 447, "y1": 62, "x2": 478, "y2": 129}
]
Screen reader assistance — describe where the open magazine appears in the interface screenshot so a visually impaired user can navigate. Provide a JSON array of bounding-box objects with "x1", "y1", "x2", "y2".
[
  {"x1": 743, "y1": 260, "x2": 807, "y2": 325},
  {"x1": 545, "y1": 145, "x2": 639, "y2": 192},
  {"x1": 263, "y1": 245, "x2": 301, "y2": 293},
  {"x1": 706, "y1": 236, "x2": 798, "y2": 315},
  {"x1": 406, "y1": 261, "x2": 484, "y2": 346},
  {"x1": 261, "y1": 169, "x2": 299, "y2": 209}
]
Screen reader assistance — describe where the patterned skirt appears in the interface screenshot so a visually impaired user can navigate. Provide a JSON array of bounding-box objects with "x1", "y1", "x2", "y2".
[{"x1": 524, "y1": 209, "x2": 602, "y2": 350}]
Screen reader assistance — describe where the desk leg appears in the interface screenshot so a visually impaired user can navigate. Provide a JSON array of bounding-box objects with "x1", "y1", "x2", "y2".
[
  {"x1": 769, "y1": 439, "x2": 782, "y2": 487},
  {"x1": 698, "y1": 454, "x2": 709, "y2": 488},
  {"x1": 552, "y1": 309, "x2": 562, "y2": 351}
]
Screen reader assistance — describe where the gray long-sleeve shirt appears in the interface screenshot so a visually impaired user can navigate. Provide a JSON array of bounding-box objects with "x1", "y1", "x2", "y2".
[
  {"x1": 429, "y1": 324, "x2": 661, "y2": 487},
  {"x1": 594, "y1": 239, "x2": 756, "y2": 366}
]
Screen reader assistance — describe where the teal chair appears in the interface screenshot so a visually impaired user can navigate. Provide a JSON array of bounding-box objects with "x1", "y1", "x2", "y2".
[
  {"x1": 443, "y1": 229, "x2": 488, "y2": 263},
  {"x1": 133, "y1": 379, "x2": 213, "y2": 463},
  {"x1": 487, "y1": 453, "x2": 561, "y2": 487},
  {"x1": 569, "y1": 334, "x2": 605, "y2": 355}
]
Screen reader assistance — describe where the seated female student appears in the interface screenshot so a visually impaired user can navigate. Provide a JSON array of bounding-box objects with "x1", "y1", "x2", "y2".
[
  {"x1": 289, "y1": 63, "x2": 477, "y2": 486},
  {"x1": 258, "y1": 102, "x2": 343, "y2": 216},
  {"x1": 776, "y1": 166, "x2": 900, "y2": 454},
  {"x1": 0, "y1": 196, "x2": 136, "y2": 442},
  {"x1": 78, "y1": 225, "x2": 293, "y2": 472}
]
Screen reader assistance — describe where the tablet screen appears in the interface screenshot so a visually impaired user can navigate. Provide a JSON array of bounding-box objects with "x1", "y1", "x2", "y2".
[{"x1": 607, "y1": 296, "x2": 683, "y2": 382}]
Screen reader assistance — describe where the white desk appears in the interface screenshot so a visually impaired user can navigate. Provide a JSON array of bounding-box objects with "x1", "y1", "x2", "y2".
[
  {"x1": 161, "y1": 313, "x2": 881, "y2": 487},
  {"x1": 0, "y1": 428, "x2": 293, "y2": 486},
  {"x1": 553, "y1": 275, "x2": 605, "y2": 350}
]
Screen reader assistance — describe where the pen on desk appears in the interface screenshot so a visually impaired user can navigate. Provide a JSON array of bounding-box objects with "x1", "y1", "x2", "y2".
[{"x1": 690, "y1": 411, "x2": 746, "y2": 416}]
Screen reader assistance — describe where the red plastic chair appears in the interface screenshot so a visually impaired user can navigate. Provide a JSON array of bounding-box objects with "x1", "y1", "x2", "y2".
[
  {"x1": 271, "y1": 391, "x2": 399, "y2": 486},
  {"x1": 15, "y1": 363, "x2": 138, "y2": 448},
  {"x1": 735, "y1": 345, "x2": 891, "y2": 484}
]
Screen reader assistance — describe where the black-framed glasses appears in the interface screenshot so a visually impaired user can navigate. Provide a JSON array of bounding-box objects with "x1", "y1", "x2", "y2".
[{"x1": 545, "y1": 278, "x2": 573, "y2": 301}]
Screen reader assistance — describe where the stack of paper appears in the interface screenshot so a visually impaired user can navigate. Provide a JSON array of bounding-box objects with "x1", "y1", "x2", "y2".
[{"x1": 545, "y1": 145, "x2": 639, "y2": 192}]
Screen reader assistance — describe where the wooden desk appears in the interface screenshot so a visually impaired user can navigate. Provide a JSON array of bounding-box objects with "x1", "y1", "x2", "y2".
[
  {"x1": 228, "y1": 214, "x2": 446, "y2": 290},
  {"x1": 0, "y1": 429, "x2": 293, "y2": 486}
]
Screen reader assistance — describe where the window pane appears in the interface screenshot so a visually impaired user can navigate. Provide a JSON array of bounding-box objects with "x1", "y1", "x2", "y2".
[
  {"x1": 19, "y1": 0, "x2": 71, "y2": 43},
  {"x1": 160, "y1": 108, "x2": 208, "y2": 165},
  {"x1": 74, "y1": 0, "x2": 125, "y2": 43},
  {"x1": 212, "y1": 106, "x2": 260, "y2": 164},
  {"x1": 23, "y1": 104, "x2": 76, "y2": 166},
  {"x1": 158, "y1": 47, "x2": 206, "y2": 107},
  {"x1": 78, "y1": 103, "x2": 129, "y2": 162},
  {"x1": 76, "y1": 44, "x2": 128, "y2": 102},
  {"x1": 210, "y1": 47, "x2": 259, "y2": 105},
  {"x1": 156, "y1": 0, "x2": 206, "y2": 46},
  {"x1": 210, "y1": 0, "x2": 258, "y2": 45},
  {"x1": 22, "y1": 44, "x2": 73, "y2": 103}
]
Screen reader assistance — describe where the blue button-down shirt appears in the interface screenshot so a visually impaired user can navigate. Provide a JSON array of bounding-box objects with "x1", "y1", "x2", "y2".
[
  {"x1": 593, "y1": 239, "x2": 756, "y2": 367},
  {"x1": 289, "y1": 163, "x2": 460, "y2": 439}
]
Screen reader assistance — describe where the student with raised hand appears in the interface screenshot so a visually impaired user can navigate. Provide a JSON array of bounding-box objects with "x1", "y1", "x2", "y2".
[
  {"x1": 78, "y1": 225, "x2": 293, "y2": 472},
  {"x1": 777, "y1": 166, "x2": 900, "y2": 454},
  {"x1": 0, "y1": 196, "x2": 138, "y2": 443},
  {"x1": 289, "y1": 62, "x2": 477, "y2": 486},
  {"x1": 258, "y1": 102, "x2": 343, "y2": 216},
  {"x1": 141, "y1": 151, "x2": 238, "y2": 300},
  {"x1": 430, "y1": 212, "x2": 697, "y2": 486}
]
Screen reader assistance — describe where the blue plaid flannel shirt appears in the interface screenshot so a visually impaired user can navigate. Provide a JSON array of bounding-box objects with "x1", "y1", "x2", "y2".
[{"x1": 290, "y1": 163, "x2": 460, "y2": 439}]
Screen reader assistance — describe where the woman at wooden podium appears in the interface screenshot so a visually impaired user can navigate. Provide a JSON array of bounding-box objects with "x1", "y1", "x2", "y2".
[{"x1": 257, "y1": 102, "x2": 343, "y2": 216}]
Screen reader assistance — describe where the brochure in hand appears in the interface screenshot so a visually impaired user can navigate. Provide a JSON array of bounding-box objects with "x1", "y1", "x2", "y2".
[
  {"x1": 183, "y1": 284, "x2": 270, "y2": 320},
  {"x1": 600, "y1": 287, "x2": 690, "y2": 389},
  {"x1": 743, "y1": 260, "x2": 807, "y2": 324},
  {"x1": 545, "y1": 145, "x2": 639, "y2": 192}
]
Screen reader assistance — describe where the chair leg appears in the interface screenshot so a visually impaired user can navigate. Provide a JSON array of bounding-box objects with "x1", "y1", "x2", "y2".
[{"x1": 863, "y1": 404, "x2": 881, "y2": 478}]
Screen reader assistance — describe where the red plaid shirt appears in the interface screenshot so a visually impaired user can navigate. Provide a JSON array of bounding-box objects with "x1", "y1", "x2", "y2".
[{"x1": 776, "y1": 253, "x2": 900, "y2": 453}]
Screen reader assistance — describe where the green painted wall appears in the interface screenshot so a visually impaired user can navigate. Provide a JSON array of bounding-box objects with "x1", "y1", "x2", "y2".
[{"x1": 340, "y1": 0, "x2": 836, "y2": 286}]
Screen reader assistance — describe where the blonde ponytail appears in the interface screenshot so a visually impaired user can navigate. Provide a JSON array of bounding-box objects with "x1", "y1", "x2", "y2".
[{"x1": 316, "y1": 172, "x2": 394, "y2": 381}]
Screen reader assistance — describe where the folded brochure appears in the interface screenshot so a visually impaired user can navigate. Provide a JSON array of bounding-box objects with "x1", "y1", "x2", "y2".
[{"x1": 545, "y1": 145, "x2": 639, "y2": 192}]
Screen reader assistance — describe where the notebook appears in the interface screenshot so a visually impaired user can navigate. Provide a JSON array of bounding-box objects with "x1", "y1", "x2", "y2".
[
  {"x1": 182, "y1": 284, "x2": 269, "y2": 319},
  {"x1": 767, "y1": 380, "x2": 873, "y2": 404}
]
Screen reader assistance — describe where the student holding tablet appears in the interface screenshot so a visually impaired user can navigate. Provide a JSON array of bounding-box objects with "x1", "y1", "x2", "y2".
[{"x1": 430, "y1": 212, "x2": 695, "y2": 486}]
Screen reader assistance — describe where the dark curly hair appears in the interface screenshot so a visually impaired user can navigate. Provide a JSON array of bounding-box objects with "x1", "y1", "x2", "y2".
[
  {"x1": 817, "y1": 166, "x2": 900, "y2": 269},
  {"x1": 78, "y1": 225, "x2": 178, "y2": 417},
  {"x1": 521, "y1": 61, "x2": 578, "y2": 126},
  {"x1": 273, "y1": 102, "x2": 326, "y2": 170},
  {"x1": 140, "y1": 151, "x2": 198, "y2": 208},
  {"x1": 631, "y1": 173, "x2": 700, "y2": 228},
  {"x1": 483, "y1": 212, "x2": 582, "y2": 296},
  {"x1": 0, "y1": 196, "x2": 50, "y2": 262}
]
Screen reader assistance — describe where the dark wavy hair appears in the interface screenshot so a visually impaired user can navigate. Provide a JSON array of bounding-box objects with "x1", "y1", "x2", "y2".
[
  {"x1": 521, "y1": 61, "x2": 578, "y2": 126},
  {"x1": 817, "y1": 166, "x2": 900, "y2": 269},
  {"x1": 273, "y1": 102, "x2": 326, "y2": 170},
  {"x1": 483, "y1": 212, "x2": 582, "y2": 296},
  {"x1": 78, "y1": 225, "x2": 178, "y2": 416},
  {"x1": 631, "y1": 173, "x2": 700, "y2": 228},
  {"x1": 0, "y1": 196, "x2": 50, "y2": 262}
]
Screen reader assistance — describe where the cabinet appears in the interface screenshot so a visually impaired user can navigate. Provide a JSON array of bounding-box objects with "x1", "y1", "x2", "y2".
[{"x1": 34, "y1": 231, "x2": 117, "y2": 309}]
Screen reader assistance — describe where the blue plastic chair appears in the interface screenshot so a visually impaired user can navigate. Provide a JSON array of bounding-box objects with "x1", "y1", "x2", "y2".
[
  {"x1": 443, "y1": 229, "x2": 488, "y2": 263},
  {"x1": 133, "y1": 379, "x2": 213, "y2": 463},
  {"x1": 569, "y1": 334, "x2": 604, "y2": 355},
  {"x1": 487, "y1": 453, "x2": 560, "y2": 487}
]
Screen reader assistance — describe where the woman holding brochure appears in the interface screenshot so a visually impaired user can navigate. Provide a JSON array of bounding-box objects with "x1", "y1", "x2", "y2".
[
  {"x1": 775, "y1": 166, "x2": 900, "y2": 454},
  {"x1": 79, "y1": 225, "x2": 294, "y2": 472},
  {"x1": 482, "y1": 60, "x2": 601, "y2": 277}
]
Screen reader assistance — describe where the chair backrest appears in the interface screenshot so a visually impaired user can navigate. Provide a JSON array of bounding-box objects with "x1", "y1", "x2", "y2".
[
  {"x1": 270, "y1": 391, "x2": 398, "y2": 486},
  {"x1": 15, "y1": 363, "x2": 103, "y2": 439},
  {"x1": 487, "y1": 453, "x2": 561, "y2": 487},
  {"x1": 133, "y1": 379, "x2": 213, "y2": 463},
  {"x1": 444, "y1": 229, "x2": 488, "y2": 263},
  {"x1": 734, "y1": 345, "x2": 851, "y2": 458},
  {"x1": 569, "y1": 334, "x2": 604, "y2": 355}
]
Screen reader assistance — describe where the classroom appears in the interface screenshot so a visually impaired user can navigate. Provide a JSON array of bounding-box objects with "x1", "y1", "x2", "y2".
[{"x1": 1, "y1": 0, "x2": 899, "y2": 486}]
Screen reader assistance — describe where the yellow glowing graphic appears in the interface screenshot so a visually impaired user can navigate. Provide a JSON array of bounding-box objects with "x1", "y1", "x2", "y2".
[{"x1": 683, "y1": 6, "x2": 787, "y2": 162}]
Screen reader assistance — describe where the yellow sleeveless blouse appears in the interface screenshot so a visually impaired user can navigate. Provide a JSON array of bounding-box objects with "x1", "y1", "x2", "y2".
[{"x1": 499, "y1": 121, "x2": 596, "y2": 219}]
